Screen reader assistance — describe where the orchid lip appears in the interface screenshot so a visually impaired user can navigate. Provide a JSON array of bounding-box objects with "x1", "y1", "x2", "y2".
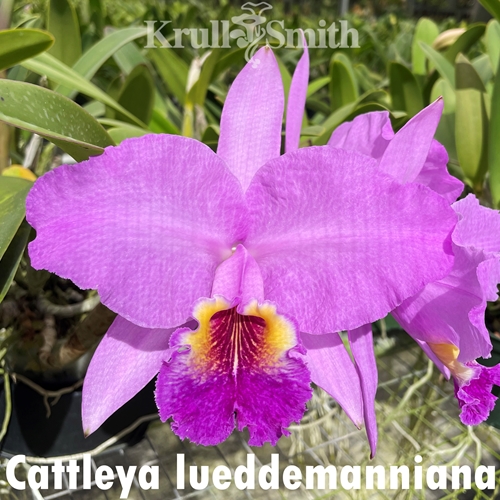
[{"x1": 155, "y1": 296, "x2": 312, "y2": 446}]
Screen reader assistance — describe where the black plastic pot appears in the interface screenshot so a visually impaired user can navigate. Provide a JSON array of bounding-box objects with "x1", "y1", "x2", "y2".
[{"x1": 0, "y1": 376, "x2": 158, "y2": 458}]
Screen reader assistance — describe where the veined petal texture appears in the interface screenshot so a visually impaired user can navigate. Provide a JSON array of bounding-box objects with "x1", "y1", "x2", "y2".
[
  {"x1": 82, "y1": 315, "x2": 189, "y2": 434},
  {"x1": 27, "y1": 134, "x2": 248, "y2": 329},
  {"x1": 244, "y1": 147, "x2": 456, "y2": 333},
  {"x1": 217, "y1": 47, "x2": 284, "y2": 191}
]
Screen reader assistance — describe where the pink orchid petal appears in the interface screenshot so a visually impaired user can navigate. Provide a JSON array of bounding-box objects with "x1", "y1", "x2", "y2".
[
  {"x1": 217, "y1": 47, "x2": 284, "y2": 191},
  {"x1": 455, "y1": 362, "x2": 500, "y2": 425},
  {"x1": 394, "y1": 195, "x2": 500, "y2": 362},
  {"x1": 453, "y1": 195, "x2": 500, "y2": 252},
  {"x1": 300, "y1": 332, "x2": 363, "y2": 427},
  {"x1": 414, "y1": 141, "x2": 463, "y2": 204},
  {"x1": 245, "y1": 147, "x2": 456, "y2": 333},
  {"x1": 27, "y1": 134, "x2": 248, "y2": 329},
  {"x1": 328, "y1": 111, "x2": 394, "y2": 158},
  {"x1": 285, "y1": 33, "x2": 309, "y2": 153},
  {"x1": 82, "y1": 315, "x2": 190, "y2": 435},
  {"x1": 211, "y1": 244, "x2": 264, "y2": 305},
  {"x1": 378, "y1": 99, "x2": 443, "y2": 183},
  {"x1": 328, "y1": 106, "x2": 462, "y2": 203},
  {"x1": 348, "y1": 324, "x2": 378, "y2": 458}
]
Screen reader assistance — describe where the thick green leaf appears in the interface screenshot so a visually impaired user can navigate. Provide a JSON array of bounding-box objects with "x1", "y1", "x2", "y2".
[
  {"x1": 306, "y1": 97, "x2": 331, "y2": 115},
  {"x1": 486, "y1": 20, "x2": 500, "y2": 75},
  {"x1": 148, "y1": 107, "x2": 179, "y2": 135},
  {"x1": 21, "y1": 53, "x2": 147, "y2": 128},
  {"x1": 107, "y1": 126, "x2": 149, "y2": 144},
  {"x1": 0, "y1": 178, "x2": 31, "y2": 260},
  {"x1": 354, "y1": 64, "x2": 381, "y2": 93},
  {"x1": 113, "y1": 40, "x2": 148, "y2": 75},
  {"x1": 431, "y1": 78, "x2": 457, "y2": 160},
  {"x1": 114, "y1": 65, "x2": 155, "y2": 125},
  {"x1": 455, "y1": 55, "x2": 489, "y2": 188},
  {"x1": 445, "y1": 24, "x2": 486, "y2": 63},
  {"x1": 333, "y1": 53, "x2": 357, "y2": 88},
  {"x1": 212, "y1": 47, "x2": 246, "y2": 80},
  {"x1": 345, "y1": 103, "x2": 389, "y2": 122},
  {"x1": 412, "y1": 18, "x2": 439, "y2": 76},
  {"x1": 301, "y1": 125, "x2": 325, "y2": 137},
  {"x1": 0, "y1": 221, "x2": 31, "y2": 303},
  {"x1": 307, "y1": 76, "x2": 329, "y2": 98},
  {"x1": 389, "y1": 62, "x2": 423, "y2": 117},
  {"x1": 200, "y1": 124, "x2": 219, "y2": 149},
  {"x1": 456, "y1": 54, "x2": 486, "y2": 91},
  {"x1": 329, "y1": 59, "x2": 358, "y2": 112},
  {"x1": 0, "y1": 29, "x2": 54, "y2": 71},
  {"x1": 47, "y1": 0, "x2": 82, "y2": 67},
  {"x1": 419, "y1": 42, "x2": 456, "y2": 88},
  {"x1": 479, "y1": 0, "x2": 500, "y2": 22},
  {"x1": 56, "y1": 27, "x2": 148, "y2": 97},
  {"x1": 149, "y1": 48, "x2": 188, "y2": 104},
  {"x1": 0, "y1": 80, "x2": 113, "y2": 161},
  {"x1": 489, "y1": 54, "x2": 500, "y2": 207},
  {"x1": 472, "y1": 54, "x2": 494, "y2": 86}
]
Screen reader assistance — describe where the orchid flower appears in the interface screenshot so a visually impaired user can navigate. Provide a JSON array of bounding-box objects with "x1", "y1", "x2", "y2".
[
  {"x1": 328, "y1": 108, "x2": 500, "y2": 426},
  {"x1": 26, "y1": 47, "x2": 457, "y2": 454}
]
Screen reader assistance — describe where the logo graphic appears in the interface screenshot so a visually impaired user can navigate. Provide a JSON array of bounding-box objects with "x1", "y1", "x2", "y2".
[
  {"x1": 230, "y1": 2, "x2": 273, "y2": 62},
  {"x1": 144, "y1": 4, "x2": 360, "y2": 62}
]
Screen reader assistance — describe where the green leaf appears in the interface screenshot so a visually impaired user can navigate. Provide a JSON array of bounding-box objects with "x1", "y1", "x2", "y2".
[
  {"x1": 486, "y1": 20, "x2": 500, "y2": 75},
  {"x1": 412, "y1": 18, "x2": 440, "y2": 76},
  {"x1": 333, "y1": 53, "x2": 357, "y2": 88},
  {"x1": 431, "y1": 78, "x2": 457, "y2": 160},
  {"x1": 389, "y1": 62, "x2": 424, "y2": 117},
  {"x1": 113, "y1": 40, "x2": 148, "y2": 75},
  {"x1": 489, "y1": 54, "x2": 500, "y2": 207},
  {"x1": 149, "y1": 48, "x2": 189, "y2": 104},
  {"x1": 190, "y1": 49, "x2": 222, "y2": 108},
  {"x1": 419, "y1": 42, "x2": 456, "y2": 88},
  {"x1": 479, "y1": 0, "x2": 500, "y2": 22},
  {"x1": 148, "y1": 107, "x2": 179, "y2": 135},
  {"x1": 47, "y1": 0, "x2": 82, "y2": 67},
  {"x1": 444, "y1": 24, "x2": 486, "y2": 64},
  {"x1": 107, "y1": 126, "x2": 149, "y2": 144},
  {"x1": 200, "y1": 124, "x2": 219, "y2": 149},
  {"x1": 329, "y1": 59, "x2": 358, "y2": 112},
  {"x1": 456, "y1": 54, "x2": 486, "y2": 91},
  {"x1": 472, "y1": 54, "x2": 493, "y2": 86},
  {"x1": 21, "y1": 52, "x2": 147, "y2": 128},
  {"x1": 0, "y1": 178, "x2": 31, "y2": 261},
  {"x1": 114, "y1": 65, "x2": 155, "y2": 125},
  {"x1": 212, "y1": 47, "x2": 246, "y2": 80},
  {"x1": 306, "y1": 97, "x2": 331, "y2": 115},
  {"x1": 354, "y1": 64, "x2": 382, "y2": 93},
  {"x1": 345, "y1": 103, "x2": 389, "y2": 122},
  {"x1": 313, "y1": 102, "x2": 357, "y2": 145},
  {"x1": 0, "y1": 29, "x2": 54, "y2": 71},
  {"x1": 0, "y1": 221, "x2": 31, "y2": 303},
  {"x1": 56, "y1": 27, "x2": 149, "y2": 98},
  {"x1": 455, "y1": 54, "x2": 489, "y2": 189},
  {"x1": 307, "y1": 76, "x2": 329, "y2": 98},
  {"x1": 0, "y1": 80, "x2": 113, "y2": 161}
]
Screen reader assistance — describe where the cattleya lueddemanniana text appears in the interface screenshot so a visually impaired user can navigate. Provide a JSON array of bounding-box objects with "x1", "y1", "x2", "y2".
[{"x1": 25, "y1": 44, "x2": 500, "y2": 458}]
